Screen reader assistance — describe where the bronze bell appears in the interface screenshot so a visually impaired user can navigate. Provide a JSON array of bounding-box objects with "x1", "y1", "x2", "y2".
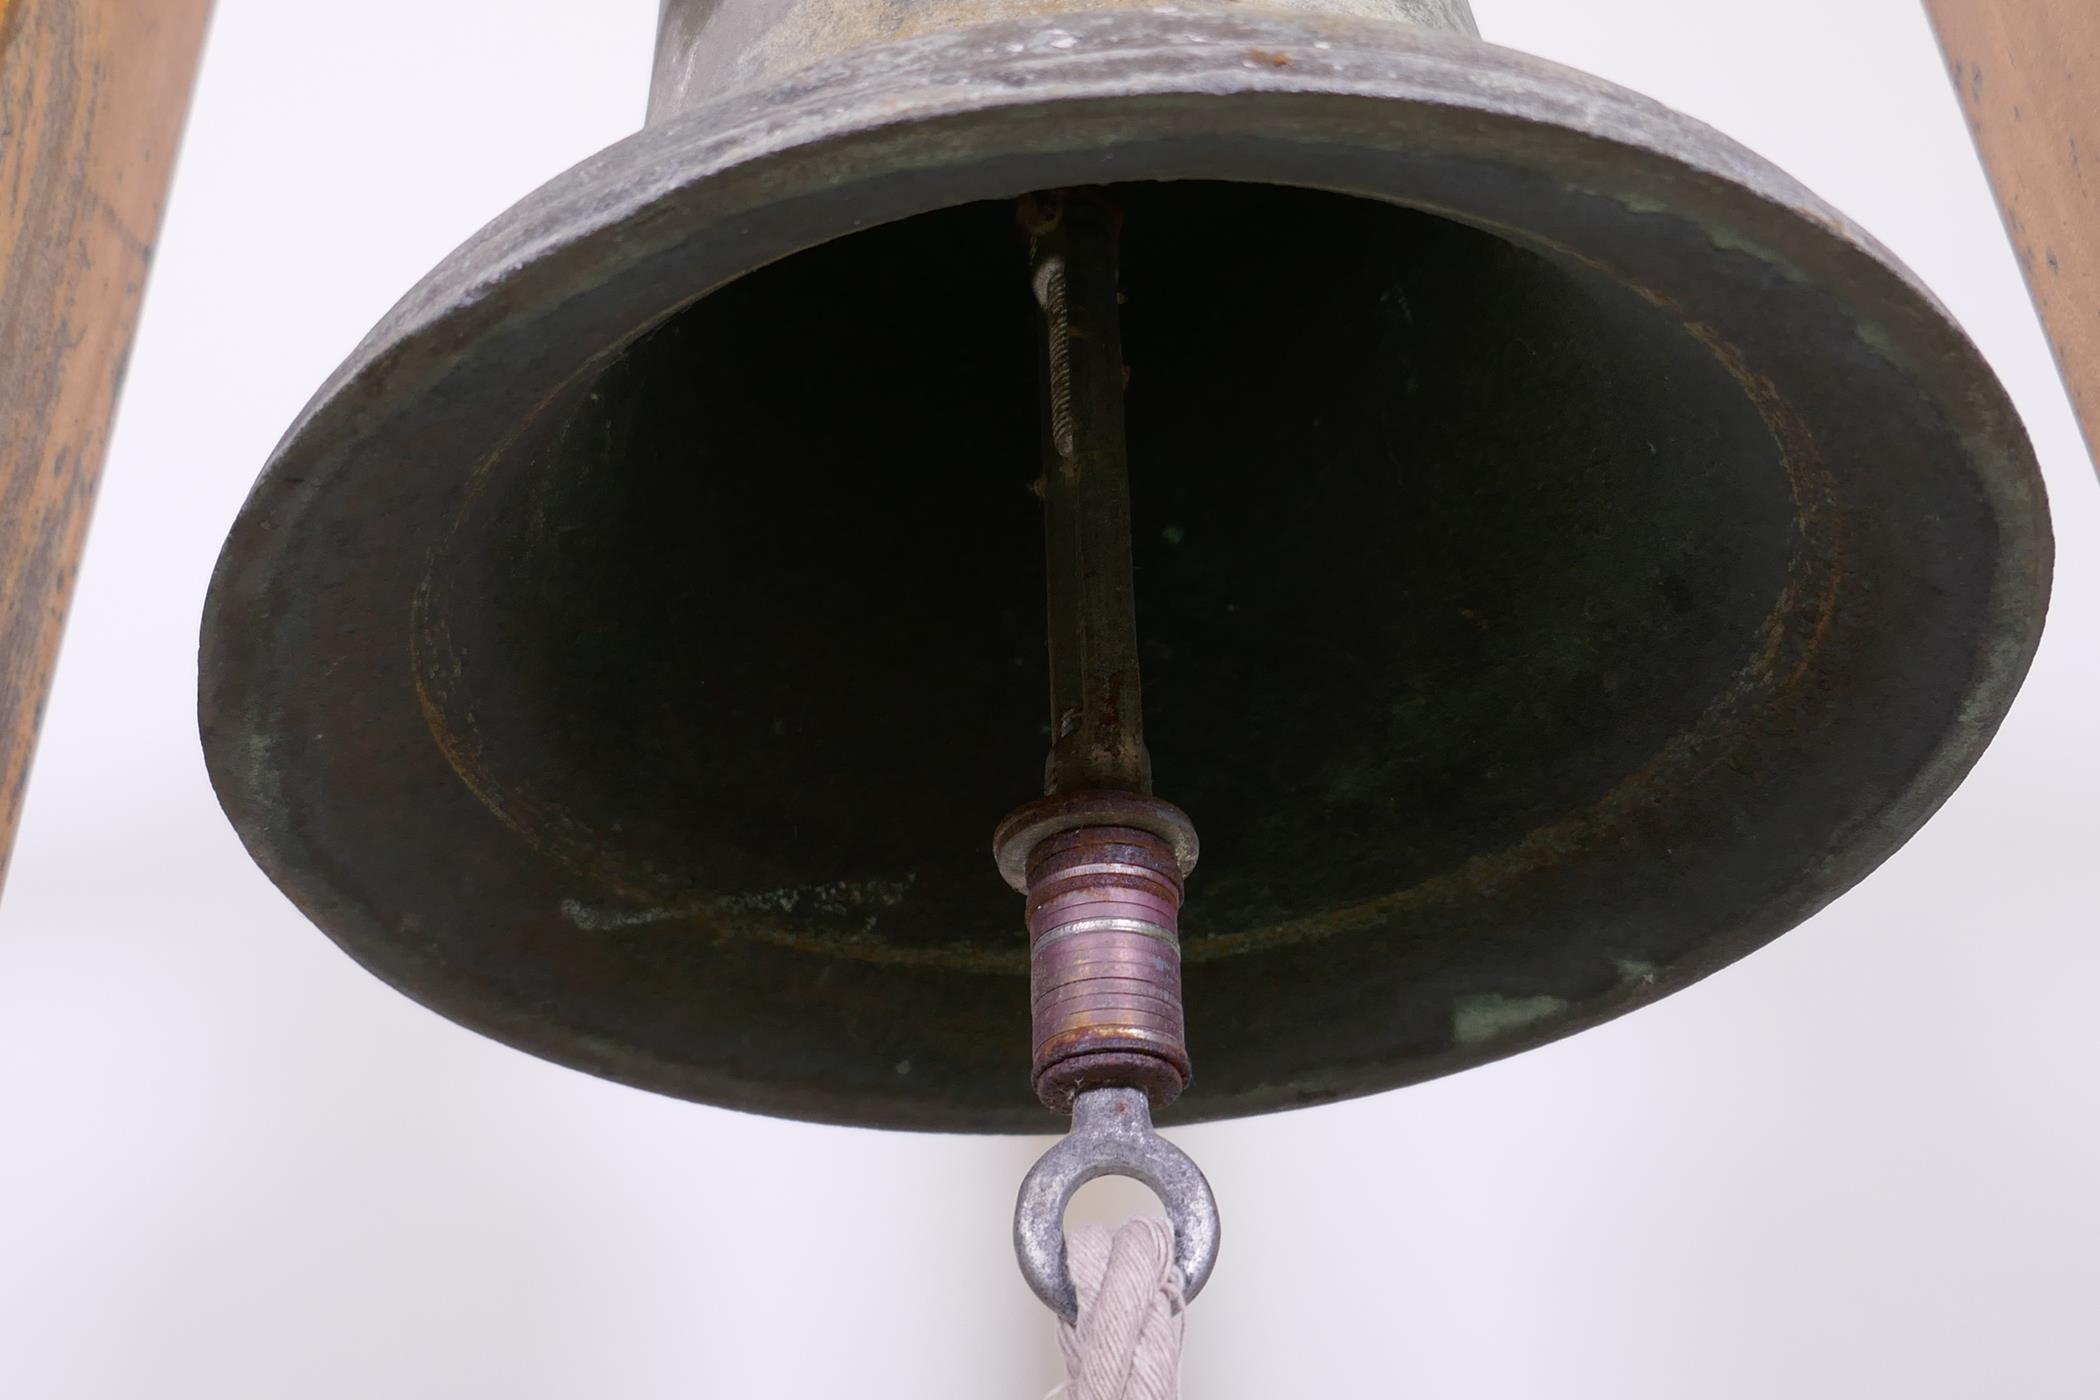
[{"x1": 200, "y1": 0, "x2": 2052, "y2": 1135}]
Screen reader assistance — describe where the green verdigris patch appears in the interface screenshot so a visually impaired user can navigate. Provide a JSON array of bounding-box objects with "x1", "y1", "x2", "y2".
[{"x1": 1453, "y1": 992, "x2": 1569, "y2": 1045}]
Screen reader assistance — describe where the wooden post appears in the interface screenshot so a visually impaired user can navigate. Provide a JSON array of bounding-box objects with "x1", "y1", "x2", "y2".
[
  {"x1": 1925, "y1": 0, "x2": 2100, "y2": 474},
  {"x1": 0, "y1": 0, "x2": 212, "y2": 888}
]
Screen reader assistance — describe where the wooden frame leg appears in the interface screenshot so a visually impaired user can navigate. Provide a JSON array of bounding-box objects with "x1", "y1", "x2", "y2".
[
  {"x1": 0, "y1": 0, "x2": 213, "y2": 888},
  {"x1": 1926, "y1": 0, "x2": 2100, "y2": 475}
]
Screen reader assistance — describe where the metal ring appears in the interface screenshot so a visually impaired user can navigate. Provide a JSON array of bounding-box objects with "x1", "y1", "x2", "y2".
[
  {"x1": 1013, "y1": 1086, "x2": 1221, "y2": 1323},
  {"x1": 992, "y1": 791, "x2": 1200, "y2": 892}
]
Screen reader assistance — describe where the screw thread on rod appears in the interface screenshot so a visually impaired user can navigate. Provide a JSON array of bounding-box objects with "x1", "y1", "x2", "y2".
[
  {"x1": 1001, "y1": 190, "x2": 1195, "y2": 1112},
  {"x1": 1023, "y1": 190, "x2": 1152, "y2": 798},
  {"x1": 1006, "y1": 190, "x2": 1221, "y2": 1325}
]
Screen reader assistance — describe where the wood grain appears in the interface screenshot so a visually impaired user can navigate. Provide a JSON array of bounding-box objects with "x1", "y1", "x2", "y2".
[
  {"x1": 0, "y1": 0, "x2": 210, "y2": 887},
  {"x1": 1926, "y1": 0, "x2": 2100, "y2": 474}
]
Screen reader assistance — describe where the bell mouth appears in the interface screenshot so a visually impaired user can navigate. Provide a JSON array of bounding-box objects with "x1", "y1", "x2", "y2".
[
  {"x1": 202, "y1": 12, "x2": 2049, "y2": 1131},
  {"x1": 414, "y1": 176, "x2": 1806, "y2": 972}
]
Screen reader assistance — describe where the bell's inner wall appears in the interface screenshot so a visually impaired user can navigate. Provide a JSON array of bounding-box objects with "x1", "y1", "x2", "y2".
[{"x1": 416, "y1": 182, "x2": 1794, "y2": 1111}]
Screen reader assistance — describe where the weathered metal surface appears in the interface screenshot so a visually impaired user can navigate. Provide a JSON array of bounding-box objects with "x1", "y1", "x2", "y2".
[
  {"x1": 1027, "y1": 191, "x2": 1154, "y2": 799},
  {"x1": 1010, "y1": 188, "x2": 1196, "y2": 1115},
  {"x1": 0, "y1": 0, "x2": 211, "y2": 887},
  {"x1": 1925, "y1": 0, "x2": 2100, "y2": 476},
  {"x1": 648, "y1": 0, "x2": 1478, "y2": 117},
  {"x1": 996, "y1": 789, "x2": 1199, "y2": 892},
  {"x1": 201, "y1": 9, "x2": 2052, "y2": 1131},
  {"x1": 1021, "y1": 822, "x2": 1191, "y2": 1109},
  {"x1": 1015, "y1": 1085, "x2": 1220, "y2": 1322}
]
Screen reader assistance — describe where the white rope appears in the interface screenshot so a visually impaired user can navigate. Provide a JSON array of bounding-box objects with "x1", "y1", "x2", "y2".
[{"x1": 1054, "y1": 1218, "x2": 1186, "y2": 1400}]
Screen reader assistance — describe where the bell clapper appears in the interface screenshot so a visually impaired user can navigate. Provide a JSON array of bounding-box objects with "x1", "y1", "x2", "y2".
[{"x1": 1001, "y1": 190, "x2": 1221, "y2": 1321}]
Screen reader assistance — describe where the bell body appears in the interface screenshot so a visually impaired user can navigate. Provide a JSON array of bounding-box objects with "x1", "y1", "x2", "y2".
[
  {"x1": 200, "y1": 0, "x2": 2051, "y2": 1128},
  {"x1": 648, "y1": 0, "x2": 1478, "y2": 116}
]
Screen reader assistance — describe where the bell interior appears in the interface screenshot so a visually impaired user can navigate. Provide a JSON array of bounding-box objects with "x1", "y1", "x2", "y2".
[{"x1": 411, "y1": 180, "x2": 1803, "y2": 1112}]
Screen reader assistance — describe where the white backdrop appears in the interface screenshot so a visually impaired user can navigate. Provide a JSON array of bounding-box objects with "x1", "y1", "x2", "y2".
[{"x1": 3, "y1": 1, "x2": 2095, "y2": 1395}]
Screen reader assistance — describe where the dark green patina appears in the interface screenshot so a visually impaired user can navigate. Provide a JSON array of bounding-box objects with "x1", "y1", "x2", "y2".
[{"x1": 201, "y1": 12, "x2": 2051, "y2": 1130}]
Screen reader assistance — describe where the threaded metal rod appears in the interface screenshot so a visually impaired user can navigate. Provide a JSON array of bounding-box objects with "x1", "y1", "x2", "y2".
[
  {"x1": 1000, "y1": 191, "x2": 1195, "y2": 1112},
  {"x1": 1023, "y1": 190, "x2": 1152, "y2": 798},
  {"x1": 1003, "y1": 189, "x2": 1220, "y2": 1325}
]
